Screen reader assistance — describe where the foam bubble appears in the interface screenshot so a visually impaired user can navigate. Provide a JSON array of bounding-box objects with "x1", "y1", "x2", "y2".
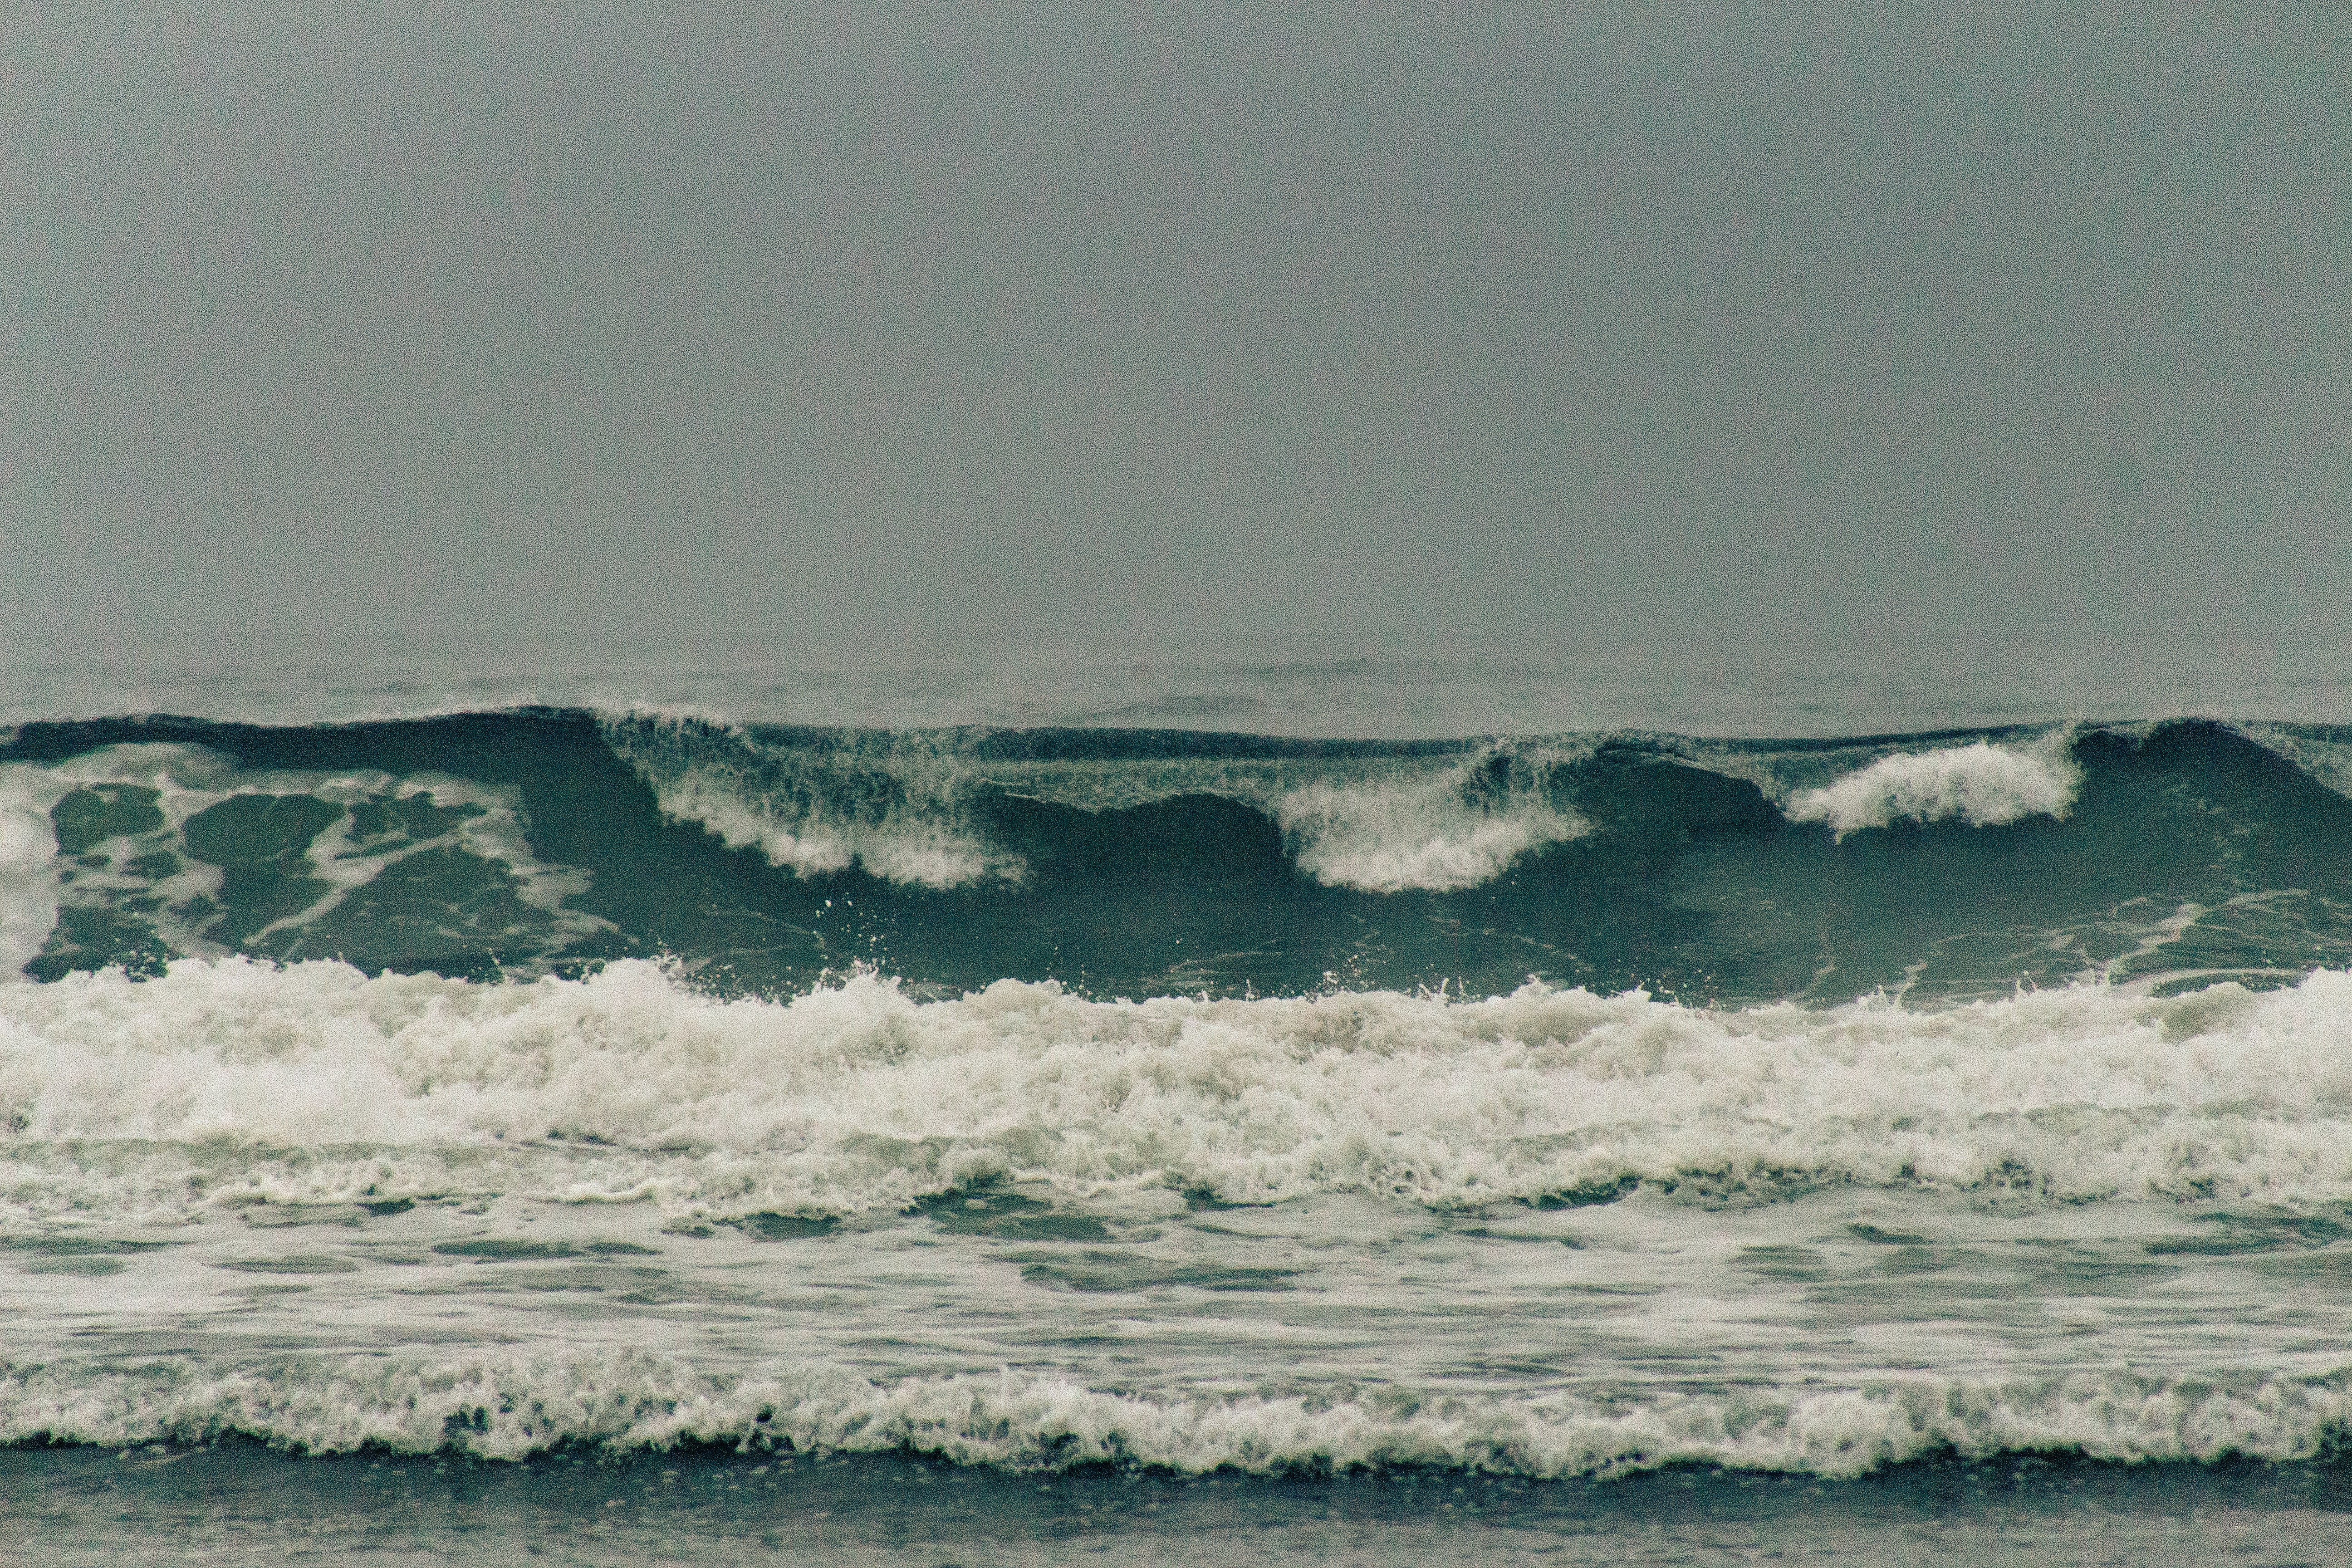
[
  {"x1": 7, "y1": 1347, "x2": 2350, "y2": 1477},
  {"x1": 1785, "y1": 741, "x2": 2080, "y2": 839},
  {"x1": 11, "y1": 959, "x2": 2352, "y2": 1225}
]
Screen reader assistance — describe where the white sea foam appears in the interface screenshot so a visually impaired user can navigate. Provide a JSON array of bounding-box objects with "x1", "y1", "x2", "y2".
[
  {"x1": 603, "y1": 716, "x2": 1022, "y2": 889},
  {"x1": 641, "y1": 766, "x2": 1016, "y2": 888},
  {"x1": 10, "y1": 959, "x2": 2352, "y2": 1224},
  {"x1": 1271, "y1": 761, "x2": 1586, "y2": 893},
  {"x1": 7, "y1": 1347, "x2": 2351, "y2": 1478},
  {"x1": 1784, "y1": 740, "x2": 2080, "y2": 838}
]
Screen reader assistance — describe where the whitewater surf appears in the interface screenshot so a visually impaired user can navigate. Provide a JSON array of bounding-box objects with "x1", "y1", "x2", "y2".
[{"x1": 9, "y1": 708, "x2": 2352, "y2": 1563}]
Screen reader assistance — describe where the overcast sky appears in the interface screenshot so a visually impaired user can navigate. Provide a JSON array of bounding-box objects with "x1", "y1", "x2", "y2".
[{"x1": 4, "y1": 3, "x2": 2345, "y2": 691}]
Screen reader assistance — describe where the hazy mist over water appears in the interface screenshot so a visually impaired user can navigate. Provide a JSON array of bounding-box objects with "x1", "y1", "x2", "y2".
[
  {"x1": 5, "y1": 643, "x2": 2350, "y2": 739},
  {"x1": 6, "y1": 2, "x2": 2347, "y2": 709}
]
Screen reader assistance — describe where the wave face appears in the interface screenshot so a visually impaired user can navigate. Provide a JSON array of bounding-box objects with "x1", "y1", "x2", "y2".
[
  {"x1": 11, "y1": 708, "x2": 2352, "y2": 1484},
  {"x1": 6, "y1": 712, "x2": 2352, "y2": 1004},
  {"x1": 5, "y1": 715, "x2": 2352, "y2": 1006}
]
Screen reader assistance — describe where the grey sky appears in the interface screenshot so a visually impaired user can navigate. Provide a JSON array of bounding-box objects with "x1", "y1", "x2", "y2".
[{"x1": 5, "y1": 3, "x2": 2346, "y2": 686}]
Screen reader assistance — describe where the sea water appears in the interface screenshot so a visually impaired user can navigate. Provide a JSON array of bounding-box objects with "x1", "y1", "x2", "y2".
[{"x1": 6, "y1": 662, "x2": 2352, "y2": 1563}]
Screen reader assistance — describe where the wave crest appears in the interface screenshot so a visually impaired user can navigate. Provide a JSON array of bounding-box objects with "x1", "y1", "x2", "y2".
[
  {"x1": 602, "y1": 715, "x2": 1022, "y2": 889},
  {"x1": 1785, "y1": 741, "x2": 2080, "y2": 839},
  {"x1": 1272, "y1": 757, "x2": 1586, "y2": 893},
  {"x1": 9, "y1": 1348, "x2": 2352, "y2": 1478},
  {"x1": 11, "y1": 959, "x2": 2352, "y2": 1223},
  {"x1": 604, "y1": 715, "x2": 1590, "y2": 895}
]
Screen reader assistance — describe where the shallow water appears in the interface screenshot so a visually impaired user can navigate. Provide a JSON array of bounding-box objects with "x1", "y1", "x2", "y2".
[{"x1": 10, "y1": 1444, "x2": 2352, "y2": 1566}]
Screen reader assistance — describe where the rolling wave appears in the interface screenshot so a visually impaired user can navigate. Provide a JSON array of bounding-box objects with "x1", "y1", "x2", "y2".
[
  {"x1": 10, "y1": 1347, "x2": 2352, "y2": 1478},
  {"x1": 10, "y1": 957, "x2": 2352, "y2": 1226},
  {"x1": 4, "y1": 711, "x2": 2351, "y2": 1003}
]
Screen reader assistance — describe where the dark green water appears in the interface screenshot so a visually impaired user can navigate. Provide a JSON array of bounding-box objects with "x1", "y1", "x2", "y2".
[{"x1": 11, "y1": 710, "x2": 2352, "y2": 1003}]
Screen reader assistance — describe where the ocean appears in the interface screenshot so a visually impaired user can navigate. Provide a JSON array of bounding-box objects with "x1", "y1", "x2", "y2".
[{"x1": 7, "y1": 663, "x2": 2352, "y2": 1563}]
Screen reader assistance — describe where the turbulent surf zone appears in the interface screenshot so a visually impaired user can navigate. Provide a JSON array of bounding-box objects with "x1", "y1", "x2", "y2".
[{"x1": 8, "y1": 710, "x2": 2352, "y2": 1487}]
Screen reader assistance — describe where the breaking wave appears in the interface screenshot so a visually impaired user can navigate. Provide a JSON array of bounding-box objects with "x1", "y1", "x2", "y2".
[
  {"x1": 7, "y1": 710, "x2": 2352, "y2": 1002},
  {"x1": 604, "y1": 714, "x2": 1590, "y2": 895},
  {"x1": 1784, "y1": 740, "x2": 2081, "y2": 839},
  {"x1": 10, "y1": 1348, "x2": 2352, "y2": 1479},
  {"x1": 11, "y1": 957, "x2": 2352, "y2": 1226}
]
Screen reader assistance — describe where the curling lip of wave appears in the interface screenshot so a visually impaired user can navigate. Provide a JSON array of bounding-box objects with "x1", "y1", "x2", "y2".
[
  {"x1": 1270, "y1": 770, "x2": 1587, "y2": 893},
  {"x1": 611, "y1": 713, "x2": 1590, "y2": 894},
  {"x1": 1784, "y1": 740, "x2": 2081, "y2": 839},
  {"x1": 610, "y1": 715, "x2": 2106, "y2": 896},
  {"x1": 604, "y1": 715, "x2": 1022, "y2": 890},
  {"x1": 643, "y1": 768, "x2": 1017, "y2": 889}
]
